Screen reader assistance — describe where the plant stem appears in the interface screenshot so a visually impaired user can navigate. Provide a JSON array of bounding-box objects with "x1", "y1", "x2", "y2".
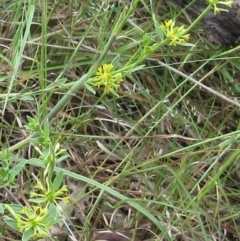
[{"x1": 0, "y1": 2, "x2": 138, "y2": 155}]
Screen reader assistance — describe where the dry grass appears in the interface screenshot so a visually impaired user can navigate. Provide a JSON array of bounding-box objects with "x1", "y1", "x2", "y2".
[{"x1": 0, "y1": 0, "x2": 240, "y2": 241}]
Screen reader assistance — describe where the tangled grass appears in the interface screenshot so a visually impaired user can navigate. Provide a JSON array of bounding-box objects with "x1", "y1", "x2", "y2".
[{"x1": 0, "y1": 0, "x2": 240, "y2": 240}]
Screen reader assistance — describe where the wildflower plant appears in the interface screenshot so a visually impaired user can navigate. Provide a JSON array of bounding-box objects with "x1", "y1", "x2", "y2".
[
  {"x1": 0, "y1": 1, "x2": 235, "y2": 241},
  {"x1": 4, "y1": 205, "x2": 52, "y2": 240},
  {"x1": 30, "y1": 172, "x2": 69, "y2": 206},
  {"x1": 2, "y1": 117, "x2": 70, "y2": 241},
  {"x1": 25, "y1": 116, "x2": 51, "y2": 147},
  {"x1": 0, "y1": 150, "x2": 15, "y2": 188}
]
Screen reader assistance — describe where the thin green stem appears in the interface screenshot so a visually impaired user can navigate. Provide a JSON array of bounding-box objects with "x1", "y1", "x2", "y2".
[
  {"x1": 0, "y1": 3, "x2": 138, "y2": 155},
  {"x1": 184, "y1": 4, "x2": 212, "y2": 34},
  {"x1": 123, "y1": 4, "x2": 212, "y2": 76}
]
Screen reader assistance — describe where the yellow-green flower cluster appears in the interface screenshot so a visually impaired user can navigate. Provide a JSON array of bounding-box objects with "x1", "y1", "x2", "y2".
[
  {"x1": 160, "y1": 19, "x2": 190, "y2": 46},
  {"x1": 30, "y1": 181, "x2": 69, "y2": 204},
  {"x1": 207, "y1": 0, "x2": 233, "y2": 14},
  {"x1": 6, "y1": 205, "x2": 50, "y2": 239},
  {"x1": 93, "y1": 63, "x2": 123, "y2": 93}
]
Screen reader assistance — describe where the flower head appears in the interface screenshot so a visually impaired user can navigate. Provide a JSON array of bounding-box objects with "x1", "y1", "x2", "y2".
[
  {"x1": 160, "y1": 19, "x2": 190, "y2": 46},
  {"x1": 5, "y1": 205, "x2": 50, "y2": 239},
  {"x1": 30, "y1": 181, "x2": 69, "y2": 204},
  {"x1": 207, "y1": 0, "x2": 233, "y2": 14},
  {"x1": 90, "y1": 63, "x2": 123, "y2": 94}
]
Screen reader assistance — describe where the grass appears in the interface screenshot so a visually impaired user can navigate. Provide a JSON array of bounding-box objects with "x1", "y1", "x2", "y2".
[{"x1": 0, "y1": 0, "x2": 240, "y2": 240}]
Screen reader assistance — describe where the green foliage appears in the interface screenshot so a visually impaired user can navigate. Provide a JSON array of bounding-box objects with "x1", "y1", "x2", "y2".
[
  {"x1": 0, "y1": 150, "x2": 27, "y2": 188},
  {"x1": 1, "y1": 117, "x2": 69, "y2": 240},
  {"x1": 4, "y1": 203, "x2": 62, "y2": 241},
  {"x1": 0, "y1": 0, "x2": 240, "y2": 240}
]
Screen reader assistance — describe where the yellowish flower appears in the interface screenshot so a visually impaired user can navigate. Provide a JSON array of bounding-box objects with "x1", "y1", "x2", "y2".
[
  {"x1": 5, "y1": 205, "x2": 50, "y2": 239},
  {"x1": 93, "y1": 63, "x2": 123, "y2": 93},
  {"x1": 207, "y1": 0, "x2": 233, "y2": 14},
  {"x1": 160, "y1": 20, "x2": 190, "y2": 46},
  {"x1": 30, "y1": 182, "x2": 69, "y2": 204}
]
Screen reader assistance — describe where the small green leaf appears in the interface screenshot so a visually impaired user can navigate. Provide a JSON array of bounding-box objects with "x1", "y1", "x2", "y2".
[
  {"x1": 48, "y1": 203, "x2": 58, "y2": 218},
  {"x1": 50, "y1": 215, "x2": 63, "y2": 225},
  {"x1": 44, "y1": 119, "x2": 50, "y2": 138},
  {"x1": 181, "y1": 42, "x2": 196, "y2": 47},
  {"x1": 25, "y1": 116, "x2": 40, "y2": 132},
  {"x1": 4, "y1": 204, "x2": 23, "y2": 213},
  {"x1": 0, "y1": 223, "x2": 5, "y2": 233},
  {"x1": 20, "y1": 95, "x2": 34, "y2": 101},
  {"x1": 10, "y1": 160, "x2": 27, "y2": 176},
  {"x1": 0, "y1": 172, "x2": 14, "y2": 188},
  {"x1": 28, "y1": 198, "x2": 46, "y2": 204},
  {"x1": 2, "y1": 149, "x2": 10, "y2": 163},
  {"x1": 4, "y1": 219, "x2": 18, "y2": 231},
  {"x1": 42, "y1": 146, "x2": 51, "y2": 161},
  {"x1": 29, "y1": 158, "x2": 44, "y2": 166},
  {"x1": 85, "y1": 83, "x2": 96, "y2": 94},
  {"x1": 111, "y1": 55, "x2": 120, "y2": 67},
  {"x1": 0, "y1": 203, "x2": 4, "y2": 214},
  {"x1": 47, "y1": 78, "x2": 67, "y2": 88},
  {"x1": 156, "y1": 26, "x2": 164, "y2": 40},
  {"x1": 56, "y1": 154, "x2": 70, "y2": 163},
  {"x1": 0, "y1": 169, "x2": 9, "y2": 178},
  {"x1": 153, "y1": 15, "x2": 163, "y2": 40},
  {"x1": 128, "y1": 65, "x2": 145, "y2": 74},
  {"x1": 22, "y1": 228, "x2": 34, "y2": 241},
  {"x1": 53, "y1": 171, "x2": 64, "y2": 192}
]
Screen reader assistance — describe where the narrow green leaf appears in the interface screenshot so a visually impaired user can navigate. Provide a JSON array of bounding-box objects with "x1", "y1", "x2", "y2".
[
  {"x1": 4, "y1": 219, "x2": 18, "y2": 231},
  {"x1": 111, "y1": 54, "x2": 120, "y2": 67},
  {"x1": 22, "y1": 229, "x2": 34, "y2": 241},
  {"x1": 85, "y1": 83, "x2": 96, "y2": 94},
  {"x1": 10, "y1": 160, "x2": 27, "y2": 176},
  {"x1": 53, "y1": 171, "x2": 64, "y2": 192},
  {"x1": 0, "y1": 203, "x2": 4, "y2": 214}
]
